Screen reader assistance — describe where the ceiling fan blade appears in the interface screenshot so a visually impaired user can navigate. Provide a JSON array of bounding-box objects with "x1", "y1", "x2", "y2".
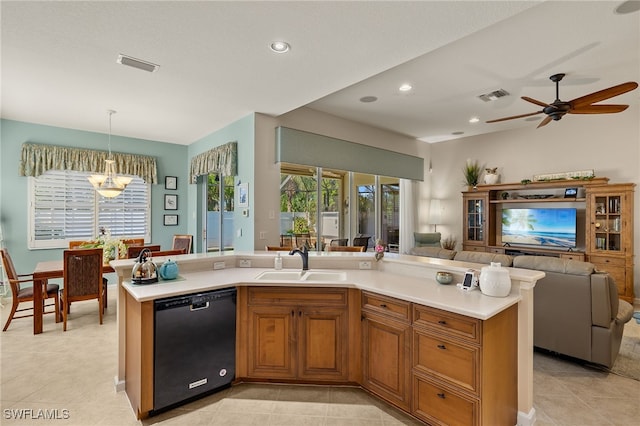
[
  {"x1": 569, "y1": 104, "x2": 629, "y2": 114},
  {"x1": 570, "y1": 82, "x2": 638, "y2": 108},
  {"x1": 537, "y1": 116, "x2": 553, "y2": 128},
  {"x1": 521, "y1": 96, "x2": 550, "y2": 107},
  {"x1": 486, "y1": 110, "x2": 543, "y2": 123}
]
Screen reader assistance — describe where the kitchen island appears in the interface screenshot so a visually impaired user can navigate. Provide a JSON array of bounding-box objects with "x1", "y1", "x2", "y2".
[{"x1": 111, "y1": 251, "x2": 543, "y2": 425}]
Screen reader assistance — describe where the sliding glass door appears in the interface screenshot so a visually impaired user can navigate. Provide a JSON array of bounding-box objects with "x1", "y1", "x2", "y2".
[{"x1": 205, "y1": 174, "x2": 234, "y2": 252}]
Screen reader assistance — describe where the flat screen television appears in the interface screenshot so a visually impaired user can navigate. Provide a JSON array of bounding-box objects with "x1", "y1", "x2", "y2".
[{"x1": 501, "y1": 208, "x2": 577, "y2": 248}]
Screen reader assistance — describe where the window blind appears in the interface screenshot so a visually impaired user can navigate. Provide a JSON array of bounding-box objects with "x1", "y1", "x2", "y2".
[{"x1": 29, "y1": 170, "x2": 150, "y2": 249}]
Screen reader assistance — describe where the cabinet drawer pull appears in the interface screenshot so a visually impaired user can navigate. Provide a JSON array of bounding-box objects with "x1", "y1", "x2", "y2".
[
  {"x1": 291, "y1": 310, "x2": 295, "y2": 316},
  {"x1": 437, "y1": 320, "x2": 447, "y2": 325},
  {"x1": 380, "y1": 304, "x2": 387, "y2": 308},
  {"x1": 437, "y1": 344, "x2": 447, "y2": 350},
  {"x1": 437, "y1": 392, "x2": 446, "y2": 399}
]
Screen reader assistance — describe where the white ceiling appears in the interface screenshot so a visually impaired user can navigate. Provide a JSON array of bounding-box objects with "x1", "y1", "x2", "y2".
[{"x1": 2, "y1": 1, "x2": 638, "y2": 146}]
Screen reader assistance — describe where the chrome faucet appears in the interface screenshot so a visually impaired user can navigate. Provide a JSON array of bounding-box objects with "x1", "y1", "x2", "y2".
[{"x1": 289, "y1": 246, "x2": 309, "y2": 271}]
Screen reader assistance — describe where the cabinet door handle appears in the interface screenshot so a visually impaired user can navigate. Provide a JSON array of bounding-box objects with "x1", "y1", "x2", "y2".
[
  {"x1": 437, "y1": 320, "x2": 447, "y2": 325},
  {"x1": 291, "y1": 310, "x2": 295, "y2": 317},
  {"x1": 379, "y1": 304, "x2": 387, "y2": 308},
  {"x1": 437, "y1": 392, "x2": 446, "y2": 399},
  {"x1": 437, "y1": 344, "x2": 447, "y2": 350}
]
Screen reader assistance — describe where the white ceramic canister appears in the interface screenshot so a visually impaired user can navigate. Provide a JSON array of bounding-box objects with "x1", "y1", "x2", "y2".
[{"x1": 479, "y1": 262, "x2": 511, "y2": 297}]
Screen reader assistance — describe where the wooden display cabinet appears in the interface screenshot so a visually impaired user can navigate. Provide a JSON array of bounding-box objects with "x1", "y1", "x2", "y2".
[
  {"x1": 462, "y1": 191, "x2": 493, "y2": 251},
  {"x1": 461, "y1": 178, "x2": 634, "y2": 302},
  {"x1": 586, "y1": 183, "x2": 635, "y2": 303}
]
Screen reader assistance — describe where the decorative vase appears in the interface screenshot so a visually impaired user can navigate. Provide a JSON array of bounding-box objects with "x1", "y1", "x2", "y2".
[
  {"x1": 375, "y1": 251, "x2": 384, "y2": 261},
  {"x1": 484, "y1": 173, "x2": 499, "y2": 185},
  {"x1": 479, "y1": 262, "x2": 511, "y2": 297}
]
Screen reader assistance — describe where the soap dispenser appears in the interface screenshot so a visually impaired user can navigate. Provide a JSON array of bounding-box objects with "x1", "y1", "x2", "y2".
[{"x1": 274, "y1": 252, "x2": 283, "y2": 270}]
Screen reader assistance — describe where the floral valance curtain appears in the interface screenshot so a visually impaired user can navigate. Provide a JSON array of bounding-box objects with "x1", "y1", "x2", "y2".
[
  {"x1": 189, "y1": 141, "x2": 237, "y2": 183},
  {"x1": 19, "y1": 143, "x2": 158, "y2": 184}
]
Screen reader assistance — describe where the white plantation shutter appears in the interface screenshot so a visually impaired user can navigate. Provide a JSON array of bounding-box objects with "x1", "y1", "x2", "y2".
[{"x1": 29, "y1": 170, "x2": 151, "y2": 249}]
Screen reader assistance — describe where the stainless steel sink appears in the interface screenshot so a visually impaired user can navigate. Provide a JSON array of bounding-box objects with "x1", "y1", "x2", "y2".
[{"x1": 254, "y1": 270, "x2": 347, "y2": 282}]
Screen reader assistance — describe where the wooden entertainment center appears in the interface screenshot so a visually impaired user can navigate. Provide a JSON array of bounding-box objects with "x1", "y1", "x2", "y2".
[{"x1": 462, "y1": 177, "x2": 635, "y2": 303}]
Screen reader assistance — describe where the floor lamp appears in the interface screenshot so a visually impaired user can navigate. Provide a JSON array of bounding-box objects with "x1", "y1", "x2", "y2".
[{"x1": 429, "y1": 199, "x2": 442, "y2": 232}]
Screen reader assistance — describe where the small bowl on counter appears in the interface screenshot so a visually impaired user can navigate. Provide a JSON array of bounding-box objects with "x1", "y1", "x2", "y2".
[{"x1": 435, "y1": 271, "x2": 454, "y2": 285}]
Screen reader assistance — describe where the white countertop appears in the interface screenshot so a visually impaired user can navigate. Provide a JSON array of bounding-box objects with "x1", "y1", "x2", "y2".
[{"x1": 113, "y1": 251, "x2": 545, "y2": 320}]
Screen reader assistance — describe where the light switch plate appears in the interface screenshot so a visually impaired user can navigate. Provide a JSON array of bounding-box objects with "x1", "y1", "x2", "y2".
[
  {"x1": 238, "y1": 259, "x2": 251, "y2": 268},
  {"x1": 214, "y1": 262, "x2": 225, "y2": 270}
]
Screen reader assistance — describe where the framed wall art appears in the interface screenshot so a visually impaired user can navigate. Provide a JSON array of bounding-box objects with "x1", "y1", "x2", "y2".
[
  {"x1": 164, "y1": 194, "x2": 178, "y2": 210},
  {"x1": 164, "y1": 214, "x2": 178, "y2": 226},
  {"x1": 238, "y1": 182, "x2": 249, "y2": 208},
  {"x1": 165, "y1": 176, "x2": 177, "y2": 190}
]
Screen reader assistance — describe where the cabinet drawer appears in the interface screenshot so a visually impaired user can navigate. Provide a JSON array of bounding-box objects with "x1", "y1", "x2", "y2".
[
  {"x1": 413, "y1": 330, "x2": 478, "y2": 394},
  {"x1": 487, "y1": 247, "x2": 505, "y2": 254},
  {"x1": 248, "y1": 287, "x2": 347, "y2": 307},
  {"x1": 560, "y1": 253, "x2": 585, "y2": 261},
  {"x1": 413, "y1": 305, "x2": 480, "y2": 344},
  {"x1": 588, "y1": 255, "x2": 626, "y2": 267},
  {"x1": 412, "y1": 375, "x2": 478, "y2": 426},
  {"x1": 362, "y1": 292, "x2": 411, "y2": 322},
  {"x1": 462, "y1": 245, "x2": 486, "y2": 252}
]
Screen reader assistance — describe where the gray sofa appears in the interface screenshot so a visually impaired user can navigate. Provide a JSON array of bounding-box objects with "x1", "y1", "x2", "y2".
[
  {"x1": 513, "y1": 255, "x2": 633, "y2": 368},
  {"x1": 407, "y1": 248, "x2": 634, "y2": 368}
]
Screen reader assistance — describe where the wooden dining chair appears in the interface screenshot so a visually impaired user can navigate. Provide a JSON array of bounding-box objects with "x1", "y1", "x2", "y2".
[
  {"x1": 127, "y1": 245, "x2": 161, "y2": 259},
  {"x1": 172, "y1": 234, "x2": 193, "y2": 254},
  {"x1": 265, "y1": 246, "x2": 293, "y2": 251},
  {"x1": 327, "y1": 245, "x2": 366, "y2": 252},
  {"x1": 61, "y1": 248, "x2": 105, "y2": 331},
  {"x1": 1, "y1": 248, "x2": 61, "y2": 331},
  {"x1": 69, "y1": 240, "x2": 110, "y2": 308},
  {"x1": 121, "y1": 238, "x2": 144, "y2": 247},
  {"x1": 330, "y1": 238, "x2": 348, "y2": 247},
  {"x1": 150, "y1": 249, "x2": 187, "y2": 257}
]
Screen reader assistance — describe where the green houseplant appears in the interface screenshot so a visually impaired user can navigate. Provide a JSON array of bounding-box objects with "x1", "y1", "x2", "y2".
[{"x1": 463, "y1": 159, "x2": 482, "y2": 188}]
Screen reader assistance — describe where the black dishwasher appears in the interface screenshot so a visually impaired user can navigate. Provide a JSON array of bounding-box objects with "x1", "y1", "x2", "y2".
[{"x1": 153, "y1": 287, "x2": 236, "y2": 414}]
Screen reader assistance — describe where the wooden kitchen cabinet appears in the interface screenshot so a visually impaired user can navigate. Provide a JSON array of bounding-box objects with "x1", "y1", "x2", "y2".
[
  {"x1": 361, "y1": 292, "x2": 411, "y2": 411},
  {"x1": 243, "y1": 287, "x2": 350, "y2": 382},
  {"x1": 411, "y1": 303, "x2": 518, "y2": 426}
]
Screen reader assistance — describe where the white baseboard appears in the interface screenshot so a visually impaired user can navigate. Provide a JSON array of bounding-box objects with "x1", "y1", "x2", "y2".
[
  {"x1": 517, "y1": 408, "x2": 537, "y2": 426},
  {"x1": 114, "y1": 376, "x2": 125, "y2": 392}
]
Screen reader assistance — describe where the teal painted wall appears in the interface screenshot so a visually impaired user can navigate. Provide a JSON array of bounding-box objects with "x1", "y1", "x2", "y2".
[
  {"x1": 0, "y1": 119, "x2": 188, "y2": 274},
  {"x1": 187, "y1": 114, "x2": 256, "y2": 252}
]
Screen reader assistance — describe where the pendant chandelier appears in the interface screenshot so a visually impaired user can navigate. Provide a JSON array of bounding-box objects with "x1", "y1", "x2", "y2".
[{"x1": 88, "y1": 110, "x2": 132, "y2": 197}]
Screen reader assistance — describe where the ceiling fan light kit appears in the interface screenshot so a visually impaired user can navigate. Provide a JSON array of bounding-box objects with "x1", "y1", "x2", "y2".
[{"x1": 486, "y1": 73, "x2": 638, "y2": 128}]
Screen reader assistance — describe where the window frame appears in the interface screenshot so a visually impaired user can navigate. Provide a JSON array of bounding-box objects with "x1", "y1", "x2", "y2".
[{"x1": 28, "y1": 170, "x2": 151, "y2": 249}]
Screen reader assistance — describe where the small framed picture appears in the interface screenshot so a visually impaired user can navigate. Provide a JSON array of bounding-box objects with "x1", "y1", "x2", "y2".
[
  {"x1": 165, "y1": 176, "x2": 177, "y2": 190},
  {"x1": 238, "y1": 182, "x2": 249, "y2": 208},
  {"x1": 164, "y1": 214, "x2": 178, "y2": 226},
  {"x1": 164, "y1": 194, "x2": 178, "y2": 210}
]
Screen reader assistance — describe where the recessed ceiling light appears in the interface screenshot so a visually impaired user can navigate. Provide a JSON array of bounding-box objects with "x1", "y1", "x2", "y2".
[
  {"x1": 117, "y1": 54, "x2": 159, "y2": 73},
  {"x1": 399, "y1": 83, "x2": 413, "y2": 92},
  {"x1": 359, "y1": 96, "x2": 378, "y2": 103},
  {"x1": 469, "y1": 117, "x2": 480, "y2": 124},
  {"x1": 269, "y1": 41, "x2": 290, "y2": 53}
]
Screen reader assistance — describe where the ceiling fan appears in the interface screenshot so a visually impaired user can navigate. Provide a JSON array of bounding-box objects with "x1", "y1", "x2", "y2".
[{"x1": 486, "y1": 73, "x2": 638, "y2": 128}]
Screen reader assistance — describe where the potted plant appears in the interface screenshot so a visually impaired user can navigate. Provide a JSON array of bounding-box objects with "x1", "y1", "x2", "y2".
[{"x1": 463, "y1": 159, "x2": 482, "y2": 188}]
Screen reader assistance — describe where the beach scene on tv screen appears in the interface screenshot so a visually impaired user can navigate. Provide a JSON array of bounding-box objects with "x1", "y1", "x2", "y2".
[{"x1": 502, "y1": 208, "x2": 577, "y2": 248}]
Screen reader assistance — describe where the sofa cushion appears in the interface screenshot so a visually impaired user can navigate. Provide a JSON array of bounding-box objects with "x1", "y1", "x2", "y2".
[
  {"x1": 413, "y1": 232, "x2": 441, "y2": 247},
  {"x1": 409, "y1": 246, "x2": 456, "y2": 260},
  {"x1": 453, "y1": 251, "x2": 513, "y2": 266},
  {"x1": 512, "y1": 255, "x2": 594, "y2": 275}
]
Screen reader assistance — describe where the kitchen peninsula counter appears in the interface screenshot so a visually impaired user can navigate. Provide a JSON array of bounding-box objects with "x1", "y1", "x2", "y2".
[{"x1": 111, "y1": 251, "x2": 543, "y2": 425}]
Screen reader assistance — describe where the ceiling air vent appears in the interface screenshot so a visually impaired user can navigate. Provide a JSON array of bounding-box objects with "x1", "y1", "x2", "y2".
[
  {"x1": 477, "y1": 89, "x2": 510, "y2": 102},
  {"x1": 117, "y1": 54, "x2": 159, "y2": 73}
]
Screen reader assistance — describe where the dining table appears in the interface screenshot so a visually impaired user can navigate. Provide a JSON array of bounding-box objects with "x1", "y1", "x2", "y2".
[{"x1": 32, "y1": 259, "x2": 115, "y2": 334}]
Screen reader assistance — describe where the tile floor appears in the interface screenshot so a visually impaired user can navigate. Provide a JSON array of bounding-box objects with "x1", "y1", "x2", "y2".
[{"x1": 1, "y1": 288, "x2": 639, "y2": 425}]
